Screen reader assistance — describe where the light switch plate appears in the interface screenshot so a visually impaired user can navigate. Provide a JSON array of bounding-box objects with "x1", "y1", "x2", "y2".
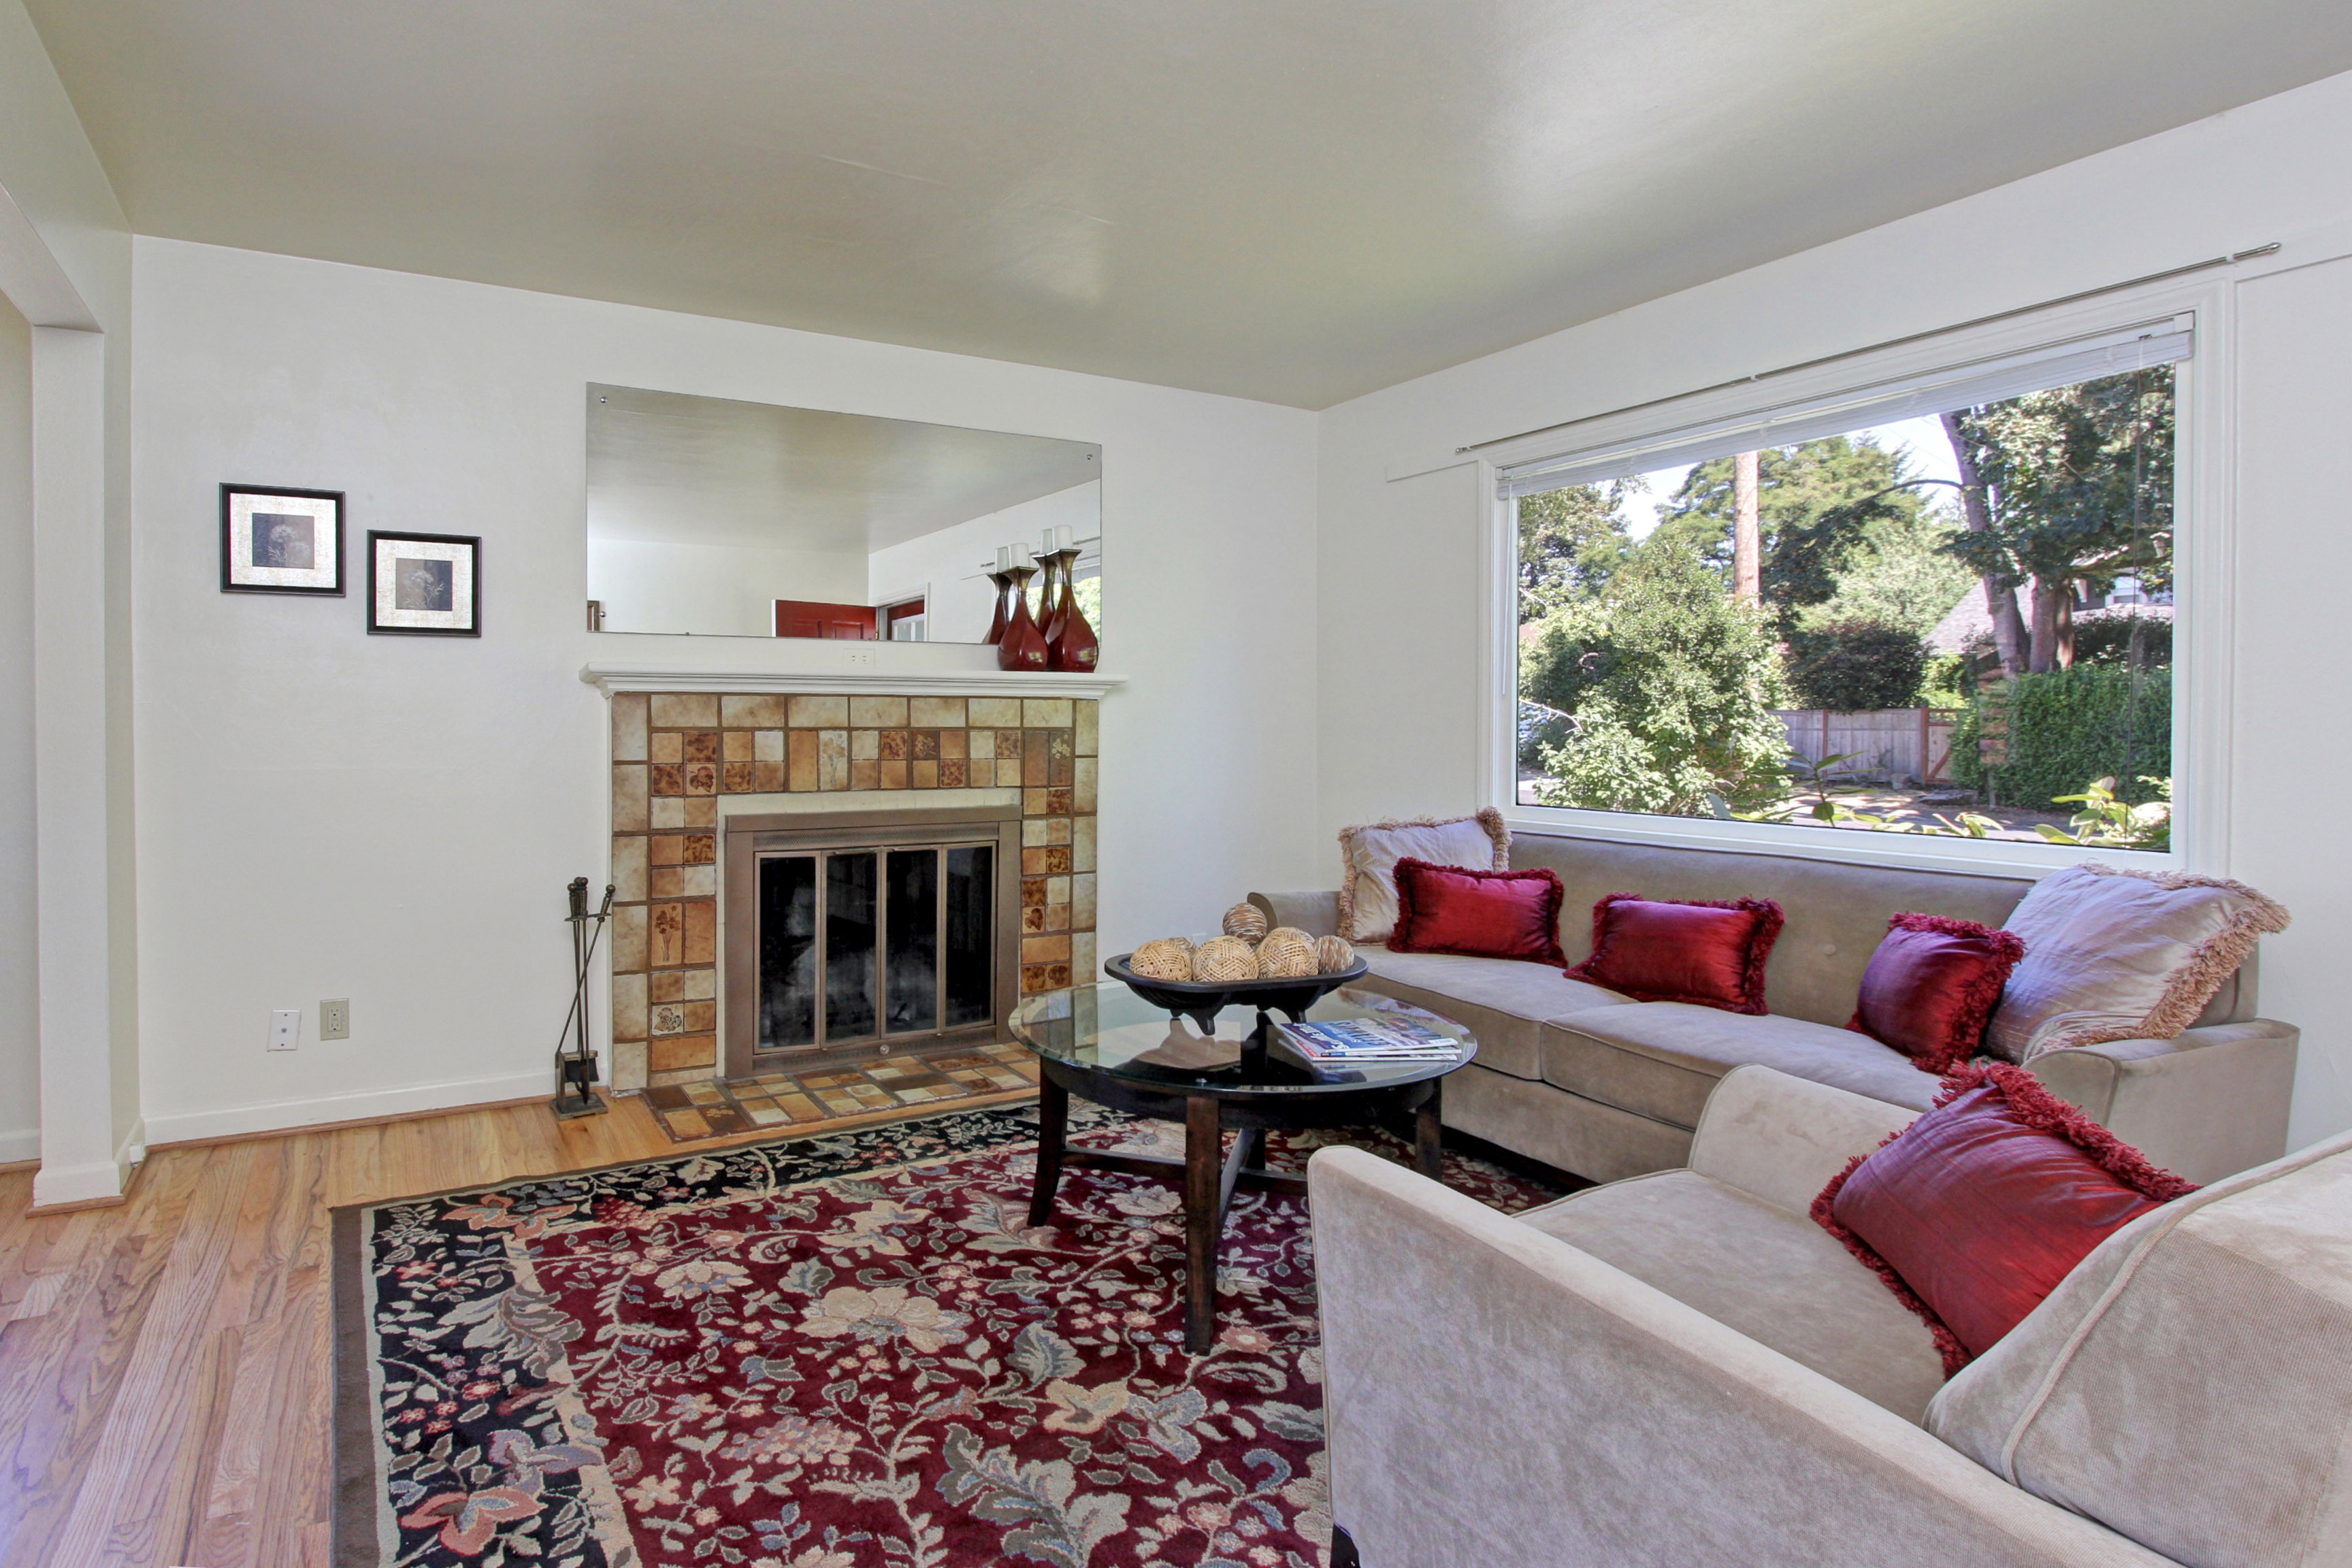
[
  {"x1": 267, "y1": 1009, "x2": 301, "y2": 1051},
  {"x1": 320, "y1": 998, "x2": 350, "y2": 1041}
]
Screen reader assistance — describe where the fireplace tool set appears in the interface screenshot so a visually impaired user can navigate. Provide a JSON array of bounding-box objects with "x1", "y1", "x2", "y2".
[{"x1": 553, "y1": 875, "x2": 616, "y2": 1118}]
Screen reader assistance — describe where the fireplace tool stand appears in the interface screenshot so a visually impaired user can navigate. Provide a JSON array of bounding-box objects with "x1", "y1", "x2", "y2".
[{"x1": 553, "y1": 875, "x2": 616, "y2": 1119}]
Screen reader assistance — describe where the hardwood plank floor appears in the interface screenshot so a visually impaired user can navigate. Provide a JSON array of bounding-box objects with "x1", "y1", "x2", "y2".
[{"x1": 0, "y1": 1088, "x2": 1033, "y2": 1568}]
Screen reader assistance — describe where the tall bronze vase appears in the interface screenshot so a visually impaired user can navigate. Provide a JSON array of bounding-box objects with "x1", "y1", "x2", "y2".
[
  {"x1": 983, "y1": 569, "x2": 1015, "y2": 646},
  {"x1": 1041, "y1": 546, "x2": 1097, "y2": 672},
  {"x1": 996, "y1": 566, "x2": 1048, "y2": 672}
]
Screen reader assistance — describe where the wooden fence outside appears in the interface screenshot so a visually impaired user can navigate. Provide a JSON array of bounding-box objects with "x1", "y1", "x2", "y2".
[{"x1": 1770, "y1": 708, "x2": 1967, "y2": 786}]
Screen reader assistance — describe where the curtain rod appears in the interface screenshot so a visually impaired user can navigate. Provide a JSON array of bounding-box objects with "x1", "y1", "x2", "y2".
[{"x1": 1456, "y1": 242, "x2": 2281, "y2": 457}]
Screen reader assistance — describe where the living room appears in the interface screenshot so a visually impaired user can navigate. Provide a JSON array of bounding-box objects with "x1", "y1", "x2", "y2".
[{"x1": 5, "y1": 5, "x2": 2352, "y2": 1566}]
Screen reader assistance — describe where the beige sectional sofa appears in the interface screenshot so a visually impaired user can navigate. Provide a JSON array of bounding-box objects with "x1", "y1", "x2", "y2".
[
  {"x1": 1254, "y1": 826, "x2": 2298, "y2": 1186},
  {"x1": 1309, "y1": 1064, "x2": 2352, "y2": 1568}
]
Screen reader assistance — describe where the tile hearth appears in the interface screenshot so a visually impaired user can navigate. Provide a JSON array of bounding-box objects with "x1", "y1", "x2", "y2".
[
  {"x1": 608, "y1": 691, "x2": 1100, "y2": 1090},
  {"x1": 639, "y1": 1041, "x2": 1041, "y2": 1142}
]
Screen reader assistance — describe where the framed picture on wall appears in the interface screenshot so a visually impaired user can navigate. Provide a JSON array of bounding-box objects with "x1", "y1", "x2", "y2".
[
  {"x1": 366, "y1": 529, "x2": 481, "y2": 636},
  {"x1": 220, "y1": 485, "x2": 344, "y2": 594}
]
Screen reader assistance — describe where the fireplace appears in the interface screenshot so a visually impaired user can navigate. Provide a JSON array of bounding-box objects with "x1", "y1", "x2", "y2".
[{"x1": 723, "y1": 807, "x2": 1024, "y2": 1077}]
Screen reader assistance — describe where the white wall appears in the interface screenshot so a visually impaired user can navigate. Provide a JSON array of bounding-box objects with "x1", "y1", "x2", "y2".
[
  {"x1": 588, "y1": 536, "x2": 867, "y2": 637},
  {"x1": 130, "y1": 237, "x2": 1319, "y2": 1141},
  {"x1": 867, "y1": 480, "x2": 1101, "y2": 644},
  {"x1": 0, "y1": 291, "x2": 33, "y2": 1162},
  {"x1": 1316, "y1": 68, "x2": 2352, "y2": 1151}
]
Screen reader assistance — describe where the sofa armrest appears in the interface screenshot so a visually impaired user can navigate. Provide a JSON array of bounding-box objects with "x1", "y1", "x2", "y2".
[
  {"x1": 1246, "y1": 889, "x2": 1341, "y2": 938},
  {"x1": 1308, "y1": 1146, "x2": 2172, "y2": 1568},
  {"x1": 2029, "y1": 1019, "x2": 2298, "y2": 1185},
  {"x1": 1686, "y1": 1065, "x2": 1921, "y2": 1215}
]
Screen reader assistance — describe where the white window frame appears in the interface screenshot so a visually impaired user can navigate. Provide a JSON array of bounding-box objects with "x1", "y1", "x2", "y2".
[{"x1": 1481, "y1": 278, "x2": 2233, "y2": 880}]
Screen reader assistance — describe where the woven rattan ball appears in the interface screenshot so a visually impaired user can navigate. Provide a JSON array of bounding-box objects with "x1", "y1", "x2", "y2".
[
  {"x1": 1314, "y1": 935, "x2": 1358, "y2": 974},
  {"x1": 1192, "y1": 935, "x2": 1261, "y2": 983},
  {"x1": 1130, "y1": 937, "x2": 1196, "y2": 981},
  {"x1": 1257, "y1": 928, "x2": 1316, "y2": 978},
  {"x1": 1222, "y1": 902, "x2": 1269, "y2": 942}
]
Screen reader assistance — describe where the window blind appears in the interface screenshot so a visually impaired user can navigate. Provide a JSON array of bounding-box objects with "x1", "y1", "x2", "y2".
[{"x1": 1497, "y1": 318, "x2": 2192, "y2": 501}]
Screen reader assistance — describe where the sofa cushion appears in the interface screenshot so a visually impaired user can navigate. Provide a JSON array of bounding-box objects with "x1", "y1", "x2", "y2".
[
  {"x1": 1337, "y1": 810, "x2": 1509, "y2": 944},
  {"x1": 1544, "y1": 1003, "x2": 1941, "y2": 1130},
  {"x1": 1358, "y1": 949, "x2": 1629, "y2": 1081},
  {"x1": 1388, "y1": 859, "x2": 1566, "y2": 965},
  {"x1": 1850, "y1": 913, "x2": 2026, "y2": 1075},
  {"x1": 1816, "y1": 1062, "x2": 2197, "y2": 1372},
  {"x1": 1518, "y1": 1169, "x2": 1950, "y2": 1422},
  {"x1": 1987, "y1": 862, "x2": 2291, "y2": 1064},
  {"x1": 1565, "y1": 893, "x2": 1784, "y2": 1013},
  {"x1": 1929, "y1": 1130, "x2": 2352, "y2": 1568}
]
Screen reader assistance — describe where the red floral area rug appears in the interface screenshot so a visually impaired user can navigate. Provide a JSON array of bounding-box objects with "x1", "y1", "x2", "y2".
[{"x1": 331, "y1": 1105, "x2": 1563, "y2": 1568}]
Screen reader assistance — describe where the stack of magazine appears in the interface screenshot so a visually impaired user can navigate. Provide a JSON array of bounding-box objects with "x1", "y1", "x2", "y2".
[{"x1": 1276, "y1": 1016, "x2": 1459, "y2": 1063}]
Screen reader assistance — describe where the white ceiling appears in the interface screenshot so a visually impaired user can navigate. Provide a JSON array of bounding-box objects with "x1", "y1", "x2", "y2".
[
  {"x1": 585, "y1": 385, "x2": 1099, "y2": 553},
  {"x1": 26, "y1": 2, "x2": 2352, "y2": 408}
]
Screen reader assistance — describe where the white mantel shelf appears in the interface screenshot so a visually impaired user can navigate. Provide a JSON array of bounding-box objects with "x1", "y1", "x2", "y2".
[{"x1": 580, "y1": 663, "x2": 1128, "y2": 700}]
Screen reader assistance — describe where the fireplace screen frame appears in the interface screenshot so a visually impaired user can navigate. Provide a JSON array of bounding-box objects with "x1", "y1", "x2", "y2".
[{"x1": 722, "y1": 806, "x2": 1023, "y2": 1078}]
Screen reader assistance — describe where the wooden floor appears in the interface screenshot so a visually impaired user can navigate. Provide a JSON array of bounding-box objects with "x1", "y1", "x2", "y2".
[{"x1": 0, "y1": 1088, "x2": 1032, "y2": 1568}]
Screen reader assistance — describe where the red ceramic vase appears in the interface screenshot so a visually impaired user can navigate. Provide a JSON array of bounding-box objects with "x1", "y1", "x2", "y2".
[
  {"x1": 996, "y1": 568, "x2": 1048, "y2": 672},
  {"x1": 983, "y1": 570, "x2": 1014, "y2": 646}
]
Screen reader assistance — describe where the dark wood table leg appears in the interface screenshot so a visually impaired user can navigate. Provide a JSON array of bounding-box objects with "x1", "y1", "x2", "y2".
[
  {"x1": 1415, "y1": 1081, "x2": 1445, "y2": 1182},
  {"x1": 1183, "y1": 1092, "x2": 1223, "y2": 1353},
  {"x1": 1026, "y1": 1073, "x2": 1068, "y2": 1227}
]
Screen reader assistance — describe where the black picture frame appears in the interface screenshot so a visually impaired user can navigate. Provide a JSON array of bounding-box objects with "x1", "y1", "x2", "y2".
[
  {"x1": 365, "y1": 529, "x2": 483, "y2": 637},
  {"x1": 220, "y1": 484, "x2": 345, "y2": 595}
]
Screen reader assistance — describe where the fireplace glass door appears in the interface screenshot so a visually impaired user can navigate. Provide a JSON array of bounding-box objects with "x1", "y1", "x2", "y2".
[{"x1": 755, "y1": 840, "x2": 996, "y2": 1056}]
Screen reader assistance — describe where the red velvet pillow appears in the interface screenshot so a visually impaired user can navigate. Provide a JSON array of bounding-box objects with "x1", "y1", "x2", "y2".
[
  {"x1": 1563, "y1": 892, "x2": 1783, "y2": 1013},
  {"x1": 1388, "y1": 859, "x2": 1567, "y2": 965},
  {"x1": 1848, "y1": 913, "x2": 2027, "y2": 1075},
  {"x1": 1813, "y1": 1062, "x2": 2198, "y2": 1373}
]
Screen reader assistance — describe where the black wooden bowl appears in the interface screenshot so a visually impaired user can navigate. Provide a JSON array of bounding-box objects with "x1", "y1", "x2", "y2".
[{"x1": 1103, "y1": 951, "x2": 1373, "y2": 1033}]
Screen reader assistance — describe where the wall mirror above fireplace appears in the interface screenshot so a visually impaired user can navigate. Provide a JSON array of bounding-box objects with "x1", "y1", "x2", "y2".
[{"x1": 585, "y1": 385, "x2": 1101, "y2": 641}]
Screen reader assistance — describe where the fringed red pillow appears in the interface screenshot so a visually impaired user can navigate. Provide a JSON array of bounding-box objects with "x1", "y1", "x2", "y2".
[
  {"x1": 1812, "y1": 1062, "x2": 2198, "y2": 1375},
  {"x1": 1388, "y1": 859, "x2": 1567, "y2": 965},
  {"x1": 1563, "y1": 892, "x2": 1783, "y2": 1013},
  {"x1": 1848, "y1": 913, "x2": 2027, "y2": 1075}
]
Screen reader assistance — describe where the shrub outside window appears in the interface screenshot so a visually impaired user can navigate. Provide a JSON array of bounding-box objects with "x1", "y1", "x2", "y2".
[{"x1": 1509, "y1": 339, "x2": 2178, "y2": 855}]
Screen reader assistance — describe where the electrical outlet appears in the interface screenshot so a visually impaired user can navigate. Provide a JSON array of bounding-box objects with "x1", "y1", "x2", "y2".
[
  {"x1": 267, "y1": 1009, "x2": 301, "y2": 1051},
  {"x1": 847, "y1": 648, "x2": 877, "y2": 667},
  {"x1": 320, "y1": 998, "x2": 350, "y2": 1040}
]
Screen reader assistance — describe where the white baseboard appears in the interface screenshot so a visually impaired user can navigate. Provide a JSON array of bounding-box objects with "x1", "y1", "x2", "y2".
[
  {"x1": 0, "y1": 1126, "x2": 38, "y2": 1164},
  {"x1": 31, "y1": 1156, "x2": 124, "y2": 1207},
  {"x1": 142, "y1": 1070, "x2": 554, "y2": 1147}
]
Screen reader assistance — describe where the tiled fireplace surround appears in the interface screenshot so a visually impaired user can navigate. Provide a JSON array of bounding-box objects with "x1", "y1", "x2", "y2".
[{"x1": 606, "y1": 689, "x2": 1100, "y2": 1090}]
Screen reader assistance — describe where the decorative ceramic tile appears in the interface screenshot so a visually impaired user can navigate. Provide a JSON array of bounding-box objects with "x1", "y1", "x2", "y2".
[
  {"x1": 684, "y1": 731, "x2": 719, "y2": 764},
  {"x1": 968, "y1": 696, "x2": 1021, "y2": 729},
  {"x1": 612, "y1": 973, "x2": 647, "y2": 1042},
  {"x1": 613, "y1": 766, "x2": 648, "y2": 831},
  {"x1": 651, "y1": 967, "x2": 717, "y2": 1003},
  {"x1": 612, "y1": 836, "x2": 647, "y2": 902},
  {"x1": 651, "y1": 797, "x2": 687, "y2": 830},
  {"x1": 851, "y1": 696, "x2": 907, "y2": 729},
  {"x1": 1022, "y1": 698, "x2": 1072, "y2": 729},
  {"x1": 851, "y1": 728, "x2": 880, "y2": 760},
  {"x1": 651, "y1": 693, "x2": 718, "y2": 729},
  {"x1": 612, "y1": 693, "x2": 649, "y2": 762},
  {"x1": 789, "y1": 694, "x2": 849, "y2": 728},
  {"x1": 650, "y1": 731, "x2": 684, "y2": 765},
  {"x1": 721, "y1": 693, "x2": 788, "y2": 728},
  {"x1": 911, "y1": 696, "x2": 967, "y2": 730},
  {"x1": 1074, "y1": 700, "x2": 1098, "y2": 757}
]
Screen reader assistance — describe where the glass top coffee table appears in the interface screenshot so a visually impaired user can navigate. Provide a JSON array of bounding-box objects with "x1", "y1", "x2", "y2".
[{"x1": 1009, "y1": 981, "x2": 1478, "y2": 1351}]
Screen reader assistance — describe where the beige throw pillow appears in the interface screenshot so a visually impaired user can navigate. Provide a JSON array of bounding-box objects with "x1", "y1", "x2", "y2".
[
  {"x1": 1336, "y1": 809, "x2": 1509, "y2": 945},
  {"x1": 1984, "y1": 862, "x2": 2289, "y2": 1064}
]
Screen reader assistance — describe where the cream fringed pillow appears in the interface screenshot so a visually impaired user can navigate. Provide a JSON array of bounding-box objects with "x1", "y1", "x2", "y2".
[
  {"x1": 1337, "y1": 808, "x2": 1509, "y2": 944},
  {"x1": 1984, "y1": 863, "x2": 2290, "y2": 1064}
]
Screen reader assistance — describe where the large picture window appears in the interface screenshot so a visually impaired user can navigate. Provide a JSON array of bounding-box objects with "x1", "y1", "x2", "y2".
[{"x1": 1508, "y1": 330, "x2": 2180, "y2": 853}]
